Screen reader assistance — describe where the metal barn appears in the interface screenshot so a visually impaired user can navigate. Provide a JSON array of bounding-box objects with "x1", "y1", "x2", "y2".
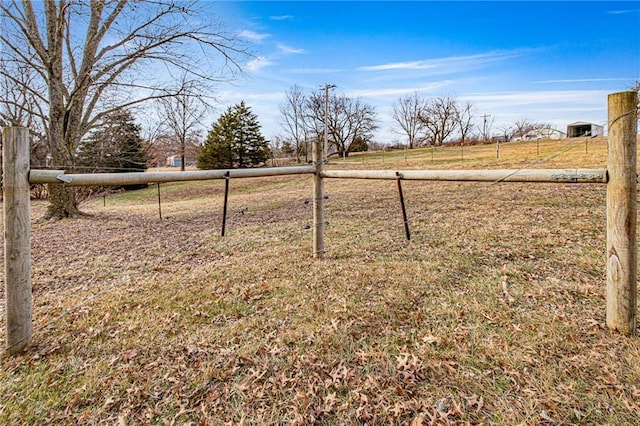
[{"x1": 567, "y1": 122, "x2": 604, "y2": 138}]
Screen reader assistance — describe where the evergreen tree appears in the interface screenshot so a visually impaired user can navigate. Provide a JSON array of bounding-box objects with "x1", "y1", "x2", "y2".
[
  {"x1": 350, "y1": 135, "x2": 369, "y2": 153},
  {"x1": 79, "y1": 109, "x2": 149, "y2": 174},
  {"x1": 198, "y1": 102, "x2": 270, "y2": 169}
]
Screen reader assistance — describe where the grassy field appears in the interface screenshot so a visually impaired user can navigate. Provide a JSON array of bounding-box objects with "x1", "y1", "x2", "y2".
[{"x1": 2, "y1": 137, "x2": 640, "y2": 424}]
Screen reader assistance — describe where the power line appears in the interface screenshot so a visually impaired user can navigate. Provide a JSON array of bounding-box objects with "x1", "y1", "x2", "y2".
[{"x1": 481, "y1": 114, "x2": 491, "y2": 141}]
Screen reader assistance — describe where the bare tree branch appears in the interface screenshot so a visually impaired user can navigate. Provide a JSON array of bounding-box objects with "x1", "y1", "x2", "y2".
[
  {"x1": 307, "y1": 91, "x2": 377, "y2": 156},
  {"x1": 156, "y1": 73, "x2": 212, "y2": 170},
  {"x1": 279, "y1": 85, "x2": 309, "y2": 163},
  {"x1": 0, "y1": 0, "x2": 248, "y2": 218},
  {"x1": 419, "y1": 96, "x2": 458, "y2": 146},
  {"x1": 454, "y1": 101, "x2": 476, "y2": 145},
  {"x1": 391, "y1": 92, "x2": 429, "y2": 149}
]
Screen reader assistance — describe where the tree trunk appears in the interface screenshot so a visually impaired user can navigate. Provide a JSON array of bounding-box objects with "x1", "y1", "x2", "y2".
[
  {"x1": 44, "y1": 183, "x2": 82, "y2": 219},
  {"x1": 41, "y1": 4, "x2": 83, "y2": 220},
  {"x1": 44, "y1": 132, "x2": 84, "y2": 219}
]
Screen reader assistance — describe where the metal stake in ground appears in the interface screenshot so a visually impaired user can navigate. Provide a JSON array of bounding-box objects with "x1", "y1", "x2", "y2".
[
  {"x1": 395, "y1": 172, "x2": 411, "y2": 241},
  {"x1": 221, "y1": 171, "x2": 230, "y2": 237},
  {"x1": 157, "y1": 183, "x2": 162, "y2": 220}
]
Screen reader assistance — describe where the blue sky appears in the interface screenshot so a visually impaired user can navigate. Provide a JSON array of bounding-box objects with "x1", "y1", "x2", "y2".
[{"x1": 209, "y1": 1, "x2": 639, "y2": 142}]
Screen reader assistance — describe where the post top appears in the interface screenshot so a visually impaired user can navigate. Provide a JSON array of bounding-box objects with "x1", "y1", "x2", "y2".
[{"x1": 608, "y1": 91, "x2": 637, "y2": 98}]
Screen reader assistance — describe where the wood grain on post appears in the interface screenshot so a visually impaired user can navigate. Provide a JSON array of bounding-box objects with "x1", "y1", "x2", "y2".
[
  {"x1": 606, "y1": 91, "x2": 638, "y2": 336},
  {"x1": 3, "y1": 127, "x2": 33, "y2": 354},
  {"x1": 312, "y1": 133, "x2": 325, "y2": 259}
]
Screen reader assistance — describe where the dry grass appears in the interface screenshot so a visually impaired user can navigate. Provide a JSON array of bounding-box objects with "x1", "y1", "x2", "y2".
[{"x1": 1, "y1": 137, "x2": 640, "y2": 424}]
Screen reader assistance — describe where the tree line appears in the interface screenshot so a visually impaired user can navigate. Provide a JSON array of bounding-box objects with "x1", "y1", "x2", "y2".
[{"x1": 277, "y1": 87, "x2": 574, "y2": 159}]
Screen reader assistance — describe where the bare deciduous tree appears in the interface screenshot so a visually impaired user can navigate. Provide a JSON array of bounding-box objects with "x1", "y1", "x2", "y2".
[
  {"x1": 148, "y1": 132, "x2": 202, "y2": 168},
  {"x1": 419, "y1": 96, "x2": 458, "y2": 146},
  {"x1": 279, "y1": 85, "x2": 309, "y2": 163},
  {"x1": 391, "y1": 92, "x2": 429, "y2": 149},
  {"x1": 0, "y1": 0, "x2": 245, "y2": 218},
  {"x1": 454, "y1": 101, "x2": 476, "y2": 146},
  {"x1": 0, "y1": 60, "x2": 44, "y2": 131},
  {"x1": 307, "y1": 92, "x2": 378, "y2": 157},
  {"x1": 498, "y1": 125, "x2": 513, "y2": 142},
  {"x1": 0, "y1": 59, "x2": 49, "y2": 186},
  {"x1": 511, "y1": 119, "x2": 553, "y2": 140},
  {"x1": 157, "y1": 74, "x2": 212, "y2": 171}
]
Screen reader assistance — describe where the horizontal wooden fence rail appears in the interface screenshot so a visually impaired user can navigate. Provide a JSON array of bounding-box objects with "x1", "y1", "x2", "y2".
[
  {"x1": 29, "y1": 167, "x2": 608, "y2": 187},
  {"x1": 29, "y1": 166, "x2": 316, "y2": 186},
  {"x1": 321, "y1": 168, "x2": 608, "y2": 183}
]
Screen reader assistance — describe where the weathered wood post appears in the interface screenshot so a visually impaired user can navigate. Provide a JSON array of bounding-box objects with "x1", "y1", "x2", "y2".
[
  {"x1": 3, "y1": 126, "x2": 33, "y2": 354},
  {"x1": 312, "y1": 132, "x2": 325, "y2": 259},
  {"x1": 606, "y1": 91, "x2": 638, "y2": 336}
]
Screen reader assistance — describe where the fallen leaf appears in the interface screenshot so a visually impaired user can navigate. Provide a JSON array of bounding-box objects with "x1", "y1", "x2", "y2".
[{"x1": 122, "y1": 349, "x2": 138, "y2": 362}]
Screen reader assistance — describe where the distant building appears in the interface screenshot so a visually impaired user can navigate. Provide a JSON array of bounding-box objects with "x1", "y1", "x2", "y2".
[
  {"x1": 567, "y1": 122, "x2": 604, "y2": 138},
  {"x1": 166, "y1": 155, "x2": 182, "y2": 167},
  {"x1": 513, "y1": 127, "x2": 566, "y2": 141}
]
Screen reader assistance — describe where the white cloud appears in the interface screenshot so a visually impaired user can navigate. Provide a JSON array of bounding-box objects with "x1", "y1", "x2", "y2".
[
  {"x1": 285, "y1": 67, "x2": 345, "y2": 74},
  {"x1": 348, "y1": 81, "x2": 456, "y2": 98},
  {"x1": 277, "y1": 43, "x2": 305, "y2": 55},
  {"x1": 607, "y1": 9, "x2": 637, "y2": 15},
  {"x1": 219, "y1": 89, "x2": 284, "y2": 103},
  {"x1": 246, "y1": 56, "x2": 272, "y2": 72},
  {"x1": 359, "y1": 60, "x2": 437, "y2": 72},
  {"x1": 464, "y1": 90, "x2": 609, "y2": 107},
  {"x1": 270, "y1": 15, "x2": 294, "y2": 21},
  {"x1": 534, "y1": 78, "x2": 631, "y2": 84},
  {"x1": 358, "y1": 50, "x2": 532, "y2": 73},
  {"x1": 238, "y1": 30, "x2": 270, "y2": 42}
]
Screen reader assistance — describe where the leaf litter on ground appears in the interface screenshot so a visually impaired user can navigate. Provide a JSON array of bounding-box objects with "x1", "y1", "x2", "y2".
[{"x1": 1, "y1": 139, "x2": 639, "y2": 424}]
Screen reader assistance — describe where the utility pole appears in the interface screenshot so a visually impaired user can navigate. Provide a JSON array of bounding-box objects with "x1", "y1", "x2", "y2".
[
  {"x1": 323, "y1": 84, "x2": 336, "y2": 161},
  {"x1": 481, "y1": 114, "x2": 491, "y2": 141}
]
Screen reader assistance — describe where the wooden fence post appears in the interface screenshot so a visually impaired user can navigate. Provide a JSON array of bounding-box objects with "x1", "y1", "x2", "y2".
[
  {"x1": 3, "y1": 126, "x2": 33, "y2": 354},
  {"x1": 606, "y1": 91, "x2": 638, "y2": 336},
  {"x1": 312, "y1": 134, "x2": 325, "y2": 259}
]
